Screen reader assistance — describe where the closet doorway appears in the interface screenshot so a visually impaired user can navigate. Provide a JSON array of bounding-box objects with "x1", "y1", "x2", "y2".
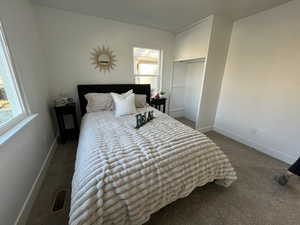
[{"x1": 171, "y1": 58, "x2": 205, "y2": 129}]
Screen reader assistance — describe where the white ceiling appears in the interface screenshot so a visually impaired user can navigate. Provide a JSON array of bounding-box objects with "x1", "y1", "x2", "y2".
[{"x1": 31, "y1": 0, "x2": 291, "y2": 33}]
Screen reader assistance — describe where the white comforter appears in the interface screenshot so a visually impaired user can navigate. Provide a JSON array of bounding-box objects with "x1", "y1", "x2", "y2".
[{"x1": 70, "y1": 108, "x2": 237, "y2": 225}]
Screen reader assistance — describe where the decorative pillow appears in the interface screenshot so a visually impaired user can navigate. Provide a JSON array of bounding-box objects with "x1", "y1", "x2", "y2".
[
  {"x1": 85, "y1": 93, "x2": 113, "y2": 112},
  {"x1": 110, "y1": 90, "x2": 133, "y2": 110},
  {"x1": 111, "y1": 92, "x2": 136, "y2": 117},
  {"x1": 121, "y1": 89, "x2": 133, "y2": 97},
  {"x1": 135, "y1": 94, "x2": 147, "y2": 108}
]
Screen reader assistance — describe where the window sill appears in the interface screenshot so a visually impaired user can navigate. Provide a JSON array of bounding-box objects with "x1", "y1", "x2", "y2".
[{"x1": 0, "y1": 113, "x2": 38, "y2": 147}]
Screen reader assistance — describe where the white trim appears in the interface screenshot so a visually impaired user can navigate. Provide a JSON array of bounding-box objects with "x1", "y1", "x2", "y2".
[
  {"x1": 195, "y1": 59, "x2": 208, "y2": 130},
  {"x1": 0, "y1": 114, "x2": 38, "y2": 147},
  {"x1": 172, "y1": 85, "x2": 185, "y2": 89},
  {"x1": 14, "y1": 136, "x2": 58, "y2": 225},
  {"x1": 133, "y1": 46, "x2": 163, "y2": 92},
  {"x1": 213, "y1": 126, "x2": 294, "y2": 165},
  {"x1": 198, "y1": 126, "x2": 213, "y2": 133},
  {"x1": 0, "y1": 22, "x2": 26, "y2": 112},
  {"x1": 0, "y1": 112, "x2": 27, "y2": 136},
  {"x1": 0, "y1": 21, "x2": 31, "y2": 135},
  {"x1": 159, "y1": 49, "x2": 163, "y2": 92},
  {"x1": 0, "y1": 21, "x2": 30, "y2": 113},
  {"x1": 168, "y1": 60, "x2": 175, "y2": 115},
  {"x1": 134, "y1": 74, "x2": 159, "y2": 77},
  {"x1": 173, "y1": 57, "x2": 206, "y2": 63}
]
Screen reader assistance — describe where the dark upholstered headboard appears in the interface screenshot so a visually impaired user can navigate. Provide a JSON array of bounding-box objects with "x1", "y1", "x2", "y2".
[{"x1": 77, "y1": 84, "x2": 151, "y2": 116}]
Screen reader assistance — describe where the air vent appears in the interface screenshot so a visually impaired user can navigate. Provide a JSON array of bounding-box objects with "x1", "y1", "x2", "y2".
[{"x1": 52, "y1": 190, "x2": 67, "y2": 212}]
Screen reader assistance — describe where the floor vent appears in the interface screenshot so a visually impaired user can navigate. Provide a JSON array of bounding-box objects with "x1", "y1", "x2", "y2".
[{"x1": 52, "y1": 190, "x2": 67, "y2": 212}]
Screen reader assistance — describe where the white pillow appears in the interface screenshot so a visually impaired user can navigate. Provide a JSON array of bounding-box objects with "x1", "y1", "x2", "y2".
[
  {"x1": 135, "y1": 94, "x2": 147, "y2": 108},
  {"x1": 121, "y1": 89, "x2": 133, "y2": 97},
  {"x1": 110, "y1": 90, "x2": 133, "y2": 110},
  {"x1": 111, "y1": 92, "x2": 136, "y2": 117},
  {"x1": 85, "y1": 93, "x2": 113, "y2": 112}
]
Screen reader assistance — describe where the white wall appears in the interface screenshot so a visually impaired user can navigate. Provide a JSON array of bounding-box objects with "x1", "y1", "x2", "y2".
[
  {"x1": 215, "y1": 0, "x2": 300, "y2": 164},
  {"x1": 198, "y1": 16, "x2": 233, "y2": 129},
  {"x1": 34, "y1": 6, "x2": 175, "y2": 105},
  {"x1": 174, "y1": 16, "x2": 213, "y2": 61},
  {"x1": 0, "y1": 0, "x2": 55, "y2": 225}
]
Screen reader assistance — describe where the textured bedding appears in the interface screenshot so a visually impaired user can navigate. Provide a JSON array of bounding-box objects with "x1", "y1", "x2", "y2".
[{"x1": 70, "y1": 108, "x2": 237, "y2": 225}]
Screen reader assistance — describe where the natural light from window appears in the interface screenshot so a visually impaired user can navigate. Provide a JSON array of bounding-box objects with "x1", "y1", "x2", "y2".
[
  {"x1": 0, "y1": 22, "x2": 26, "y2": 133},
  {"x1": 133, "y1": 47, "x2": 162, "y2": 93}
]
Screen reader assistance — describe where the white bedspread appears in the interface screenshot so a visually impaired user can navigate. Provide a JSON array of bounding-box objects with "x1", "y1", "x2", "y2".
[{"x1": 69, "y1": 108, "x2": 237, "y2": 225}]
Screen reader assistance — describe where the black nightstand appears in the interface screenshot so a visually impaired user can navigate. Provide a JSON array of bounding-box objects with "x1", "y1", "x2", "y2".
[
  {"x1": 54, "y1": 103, "x2": 79, "y2": 144},
  {"x1": 150, "y1": 98, "x2": 167, "y2": 113}
]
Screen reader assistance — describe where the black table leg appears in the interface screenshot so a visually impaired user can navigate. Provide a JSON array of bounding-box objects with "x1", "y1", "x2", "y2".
[
  {"x1": 72, "y1": 112, "x2": 79, "y2": 139},
  {"x1": 57, "y1": 114, "x2": 66, "y2": 144}
]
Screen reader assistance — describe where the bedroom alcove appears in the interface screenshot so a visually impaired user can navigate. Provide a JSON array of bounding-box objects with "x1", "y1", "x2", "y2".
[{"x1": 170, "y1": 57, "x2": 206, "y2": 129}]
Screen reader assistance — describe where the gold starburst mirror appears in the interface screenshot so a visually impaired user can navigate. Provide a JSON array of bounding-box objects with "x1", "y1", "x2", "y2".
[{"x1": 90, "y1": 46, "x2": 117, "y2": 72}]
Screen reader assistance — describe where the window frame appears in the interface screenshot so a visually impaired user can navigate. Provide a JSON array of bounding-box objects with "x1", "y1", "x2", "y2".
[
  {"x1": 133, "y1": 46, "x2": 163, "y2": 91},
  {"x1": 0, "y1": 21, "x2": 29, "y2": 136}
]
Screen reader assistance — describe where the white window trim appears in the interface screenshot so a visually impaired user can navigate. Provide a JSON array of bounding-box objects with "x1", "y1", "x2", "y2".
[
  {"x1": 133, "y1": 46, "x2": 163, "y2": 91},
  {"x1": 0, "y1": 21, "x2": 30, "y2": 136},
  {"x1": 134, "y1": 74, "x2": 159, "y2": 77},
  {"x1": 0, "y1": 114, "x2": 37, "y2": 147}
]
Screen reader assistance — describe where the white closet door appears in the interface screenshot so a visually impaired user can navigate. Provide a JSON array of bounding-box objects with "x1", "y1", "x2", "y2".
[
  {"x1": 169, "y1": 62, "x2": 186, "y2": 117},
  {"x1": 184, "y1": 61, "x2": 204, "y2": 122}
]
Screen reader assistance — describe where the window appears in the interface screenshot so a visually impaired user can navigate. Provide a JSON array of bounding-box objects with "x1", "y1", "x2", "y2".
[
  {"x1": 0, "y1": 22, "x2": 27, "y2": 134},
  {"x1": 133, "y1": 47, "x2": 162, "y2": 93}
]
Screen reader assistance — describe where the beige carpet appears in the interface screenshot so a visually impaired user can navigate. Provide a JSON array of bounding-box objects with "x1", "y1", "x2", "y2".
[
  {"x1": 26, "y1": 131, "x2": 300, "y2": 225},
  {"x1": 175, "y1": 117, "x2": 196, "y2": 129}
]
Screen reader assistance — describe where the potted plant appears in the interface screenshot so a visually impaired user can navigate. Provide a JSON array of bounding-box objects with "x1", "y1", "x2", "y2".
[{"x1": 160, "y1": 91, "x2": 166, "y2": 98}]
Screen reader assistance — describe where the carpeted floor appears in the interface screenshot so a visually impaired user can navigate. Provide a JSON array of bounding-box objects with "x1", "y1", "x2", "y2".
[
  {"x1": 26, "y1": 131, "x2": 300, "y2": 225},
  {"x1": 175, "y1": 117, "x2": 196, "y2": 129}
]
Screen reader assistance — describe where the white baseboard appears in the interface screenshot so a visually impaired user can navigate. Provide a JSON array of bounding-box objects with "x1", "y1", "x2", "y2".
[
  {"x1": 198, "y1": 126, "x2": 213, "y2": 133},
  {"x1": 14, "y1": 136, "x2": 58, "y2": 225},
  {"x1": 213, "y1": 126, "x2": 294, "y2": 165}
]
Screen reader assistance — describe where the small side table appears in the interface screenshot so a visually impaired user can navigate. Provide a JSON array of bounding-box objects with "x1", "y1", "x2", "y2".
[
  {"x1": 150, "y1": 98, "x2": 167, "y2": 113},
  {"x1": 54, "y1": 103, "x2": 79, "y2": 144}
]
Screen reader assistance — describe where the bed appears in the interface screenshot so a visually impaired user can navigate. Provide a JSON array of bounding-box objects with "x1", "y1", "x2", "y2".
[{"x1": 69, "y1": 84, "x2": 237, "y2": 225}]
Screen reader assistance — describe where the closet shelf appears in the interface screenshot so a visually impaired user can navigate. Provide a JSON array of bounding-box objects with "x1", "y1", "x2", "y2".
[
  {"x1": 174, "y1": 57, "x2": 206, "y2": 63},
  {"x1": 172, "y1": 85, "x2": 185, "y2": 88}
]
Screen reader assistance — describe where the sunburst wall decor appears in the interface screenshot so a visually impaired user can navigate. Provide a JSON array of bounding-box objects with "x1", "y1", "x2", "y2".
[{"x1": 90, "y1": 46, "x2": 117, "y2": 72}]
